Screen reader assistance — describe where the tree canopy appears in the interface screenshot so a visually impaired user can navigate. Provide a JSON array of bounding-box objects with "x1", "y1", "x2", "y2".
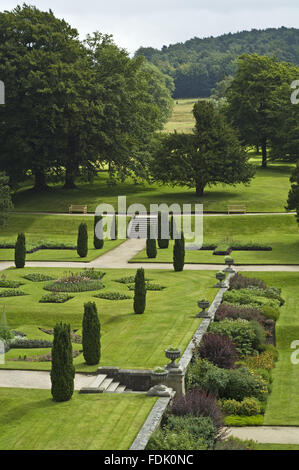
[{"x1": 135, "y1": 27, "x2": 299, "y2": 98}]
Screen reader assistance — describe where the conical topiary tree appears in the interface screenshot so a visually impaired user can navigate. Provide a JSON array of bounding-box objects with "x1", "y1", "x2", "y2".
[
  {"x1": 94, "y1": 215, "x2": 104, "y2": 249},
  {"x1": 170, "y1": 214, "x2": 178, "y2": 240},
  {"x1": 146, "y1": 237, "x2": 157, "y2": 259},
  {"x1": 82, "y1": 302, "x2": 101, "y2": 365},
  {"x1": 157, "y1": 212, "x2": 169, "y2": 249},
  {"x1": 110, "y1": 214, "x2": 118, "y2": 240},
  {"x1": 50, "y1": 322, "x2": 75, "y2": 402},
  {"x1": 173, "y1": 233, "x2": 185, "y2": 272},
  {"x1": 77, "y1": 223, "x2": 88, "y2": 258},
  {"x1": 14, "y1": 233, "x2": 26, "y2": 268},
  {"x1": 134, "y1": 268, "x2": 146, "y2": 314}
]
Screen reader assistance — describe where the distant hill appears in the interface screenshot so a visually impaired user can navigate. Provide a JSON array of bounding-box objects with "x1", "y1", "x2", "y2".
[{"x1": 135, "y1": 27, "x2": 299, "y2": 98}]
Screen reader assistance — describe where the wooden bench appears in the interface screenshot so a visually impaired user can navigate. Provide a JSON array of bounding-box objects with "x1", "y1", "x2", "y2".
[
  {"x1": 69, "y1": 204, "x2": 88, "y2": 214},
  {"x1": 227, "y1": 204, "x2": 246, "y2": 215}
]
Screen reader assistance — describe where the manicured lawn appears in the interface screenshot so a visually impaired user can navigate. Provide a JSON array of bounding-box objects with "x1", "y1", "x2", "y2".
[
  {"x1": 0, "y1": 388, "x2": 156, "y2": 450},
  {"x1": 244, "y1": 272, "x2": 299, "y2": 426},
  {"x1": 132, "y1": 215, "x2": 299, "y2": 265},
  {"x1": 11, "y1": 160, "x2": 294, "y2": 213},
  {"x1": 0, "y1": 214, "x2": 124, "y2": 262},
  {"x1": 0, "y1": 267, "x2": 216, "y2": 372}
]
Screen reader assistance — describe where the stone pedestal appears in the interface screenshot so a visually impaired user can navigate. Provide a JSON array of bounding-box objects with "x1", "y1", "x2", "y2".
[
  {"x1": 166, "y1": 367, "x2": 185, "y2": 398},
  {"x1": 147, "y1": 384, "x2": 174, "y2": 397}
]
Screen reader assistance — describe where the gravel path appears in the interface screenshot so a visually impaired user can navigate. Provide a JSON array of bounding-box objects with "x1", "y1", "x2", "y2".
[
  {"x1": 228, "y1": 426, "x2": 299, "y2": 445},
  {"x1": 0, "y1": 370, "x2": 94, "y2": 390}
]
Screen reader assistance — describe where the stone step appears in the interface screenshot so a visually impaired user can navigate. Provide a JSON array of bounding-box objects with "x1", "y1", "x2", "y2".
[
  {"x1": 98, "y1": 377, "x2": 114, "y2": 392},
  {"x1": 115, "y1": 384, "x2": 126, "y2": 393},
  {"x1": 106, "y1": 381, "x2": 120, "y2": 393},
  {"x1": 88, "y1": 374, "x2": 107, "y2": 389}
]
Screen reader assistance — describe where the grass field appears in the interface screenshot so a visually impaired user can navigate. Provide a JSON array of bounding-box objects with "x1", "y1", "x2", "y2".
[
  {"x1": 10, "y1": 159, "x2": 294, "y2": 214},
  {"x1": 0, "y1": 267, "x2": 216, "y2": 372},
  {"x1": 163, "y1": 98, "x2": 197, "y2": 133},
  {"x1": 243, "y1": 272, "x2": 299, "y2": 426},
  {"x1": 0, "y1": 388, "x2": 156, "y2": 450},
  {"x1": 0, "y1": 214, "x2": 124, "y2": 262},
  {"x1": 132, "y1": 214, "x2": 299, "y2": 265}
]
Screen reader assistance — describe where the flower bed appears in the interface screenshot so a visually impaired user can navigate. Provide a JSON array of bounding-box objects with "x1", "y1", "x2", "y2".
[
  {"x1": 39, "y1": 293, "x2": 74, "y2": 303},
  {"x1": 23, "y1": 273, "x2": 56, "y2": 282},
  {"x1": 184, "y1": 273, "x2": 281, "y2": 428},
  {"x1": 94, "y1": 291, "x2": 132, "y2": 301},
  {"x1": 44, "y1": 272, "x2": 105, "y2": 293},
  {"x1": 0, "y1": 289, "x2": 26, "y2": 298}
]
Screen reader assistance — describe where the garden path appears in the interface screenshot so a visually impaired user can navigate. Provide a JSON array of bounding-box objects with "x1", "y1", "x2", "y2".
[
  {"x1": 0, "y1": 369, "x2": 94, "y2": 390},
  {"x1": 228, "y1": 426, "x2": 299, "y2": 445}
]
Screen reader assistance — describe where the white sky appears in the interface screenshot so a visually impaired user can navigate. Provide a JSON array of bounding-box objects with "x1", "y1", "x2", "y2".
[{"x1": 1, "y1": 1, "x2": 299, "y2": 53}]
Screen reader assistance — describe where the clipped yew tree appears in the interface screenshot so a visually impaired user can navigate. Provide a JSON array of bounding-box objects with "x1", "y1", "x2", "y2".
[
  {"x1": 94, "y1": 215, "x2": 104, "y2": 249},
  {"x1": 51, "y1": 323, "x2": 75, "y2": 402},
  {"x1": 173, "y1": 233, "x2": 185, "y2": 272},
  {"x1": 146, "y1": 237, "x2": 157, "y2": 259},
  {"x1": 157, "y1": 212, "x2": 169, "y2": 249},
  {"x1": 82, "y1": 302, "x2": 101, "y2": 365},
  {"x1": 134, "y1": 268, "x2": 146, "y2": 314},
  {"x1": 77, "y1": 223, "x2": 88, "y2": 258},
  {"x1": 14, "y1": 233, "x2": 26, "y2": 268}
]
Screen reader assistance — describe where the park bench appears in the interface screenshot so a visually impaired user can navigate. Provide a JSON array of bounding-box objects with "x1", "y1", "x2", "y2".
[
  {"x1": 69, "y1": 204, "x2": 88, "y2": 214},
  {"x1": 227, "y1": 204, "x2": 246, "y2": 215}
]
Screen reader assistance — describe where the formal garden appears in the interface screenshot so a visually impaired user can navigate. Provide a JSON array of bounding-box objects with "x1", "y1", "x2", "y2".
[{"x1": 2, "y1": 4, "x2": 299, "y2": 453}]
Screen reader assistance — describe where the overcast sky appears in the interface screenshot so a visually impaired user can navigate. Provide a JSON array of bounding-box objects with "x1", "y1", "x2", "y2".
[{"x1": 1, "y1": 1, "x2": 299, "y2": 53}]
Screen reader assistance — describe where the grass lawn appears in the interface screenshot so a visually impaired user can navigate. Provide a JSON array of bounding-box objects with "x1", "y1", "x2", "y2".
[
  {"x1": 132, "y1": 215, "x2": 299, "y2": 265},
  {"x1": 0, "y1": 388, "x2": 156, "y2": 450},
  {"x1": 0, "y1": 214, "x2": 124, "y2": 262},
  {"x1": 256, "y1": 443, "x2": 299, "y2": 450},
  {"x1": 0, "y1": 267, "x2": 216, "y2": 372},
  {"x1": 243, "y1": 272, "x2": 299, "y2": 426},
  {"x1": 163, "y1": 98, "x2": 197, "y2": 133},
  {"x1": 11, "y1": 159, "x2": 294, "y2": 214}
]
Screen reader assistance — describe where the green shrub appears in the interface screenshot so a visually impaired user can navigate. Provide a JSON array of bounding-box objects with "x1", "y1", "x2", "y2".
[
  {"x1": 14, "y1": 233, "x2": 26, "y2": 268},
  {"x1": 187, "y1": 359, "x2": 268, "y2": 402},
  {"x1": 215, "y1": 436, "x2": 256, "y2": 450},
  {"x1": 250, "y1": 320, "x2": 266, "y2": 352},
  {"x1": 82, "y1": 302, "x2": 101, "y2": 366},
  {"x1": 0, "y1": 289, "x2": 26, "y2": 298},
  {"x1": 9, "y1": 338, "x2": 53, "y2": 348},
  {"x1": 241, "y1": 349, "x2": 277, "y2": 371},
  {"x1": 77, "y1": 223, "x2": 88, "y2": 258},
  {"x1": 146, "y1": 429, "x2": 207, "y2": 450},
  {"x1": 223, "y1": 290, "x2": 280, "y2": 309},
  {"x1": 146, "y1": 238, "x2": 157, "y2": 258},
  {"x1": 39, "y1": 293, "x2": 73, "y2": 304},
  {"x1": 221, "y1": 397, "x2": 262, "y2": 416},
  {"x1": 261, "y1": 305, "x2": 280, "y2": 321},
  {"x1": 115, "y1": 275, "x2": 151, "y2": 284},
  {"x1": 165, "y1": 415, "x2": 217, "y2": 450},
  {"x1": 209, "y1": 319, "x2": 258, "y2": 357},
  {"x1": 94, "y1": 291, "x2": 131, "y2": 301},
  {"x1": 134, "y1": 268, "x2": 146, "y2": 314},
  {"x1": 23, "y1": 273, "x2": 55, "y2": 282},
  {"x1": 50, "y1": 323, "x2": 75, "y2": 402},
  {"x1": 128, "y1": 282, "x2": 165, "y2": 291},
  {"x1": 0, "y1": 326, "x2": 14, "y2": 342},
  {"x1": 173, "y1": 234, "x2": 185, "y2": 272},
  {"x1": 0, "y1": 279, "x2": 22, "y2": 288}
]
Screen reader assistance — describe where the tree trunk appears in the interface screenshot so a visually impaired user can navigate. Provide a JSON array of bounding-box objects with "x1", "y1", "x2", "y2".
[
  {"x1": 33, "y1": 170, "x2": 49, "y2": 192},
  {"x1": 261, "y1": 138, "x2": 267, "y2": 168},
  {"x1": 64, "y1": 162, "x2": 77, "y2": 189},
  {"x1": 195, "y1": 181, "x2": 205, "y2": 197}
]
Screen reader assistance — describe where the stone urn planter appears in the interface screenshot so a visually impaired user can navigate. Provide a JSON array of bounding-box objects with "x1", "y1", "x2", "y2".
[
  {"x1": 196, "y1": 300, "x2": 210, "y2": 318},
  {"x1": 165, "y1": 348, "x2": 181, "y2": 369},
  {"x1": 151, "y1": 367, "x2": 169, "y2": 385},
  {"x1": 224, "y1": 256, "x2": 235, "y2": 273},
  {"x1": 214, "y1": 271, "x2": 226, "y2": 288}
]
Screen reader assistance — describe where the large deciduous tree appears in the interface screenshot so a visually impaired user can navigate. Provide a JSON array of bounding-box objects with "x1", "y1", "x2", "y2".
[
  {"x1": 226, "y1": 54, "x2": 297, "y2": 168},
  {"x1": 150, "y1": 100, "x2": 254, "y2": 196},
  {"x1": 0, "y1": 172, "x2": 13, "y2": 226}
]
